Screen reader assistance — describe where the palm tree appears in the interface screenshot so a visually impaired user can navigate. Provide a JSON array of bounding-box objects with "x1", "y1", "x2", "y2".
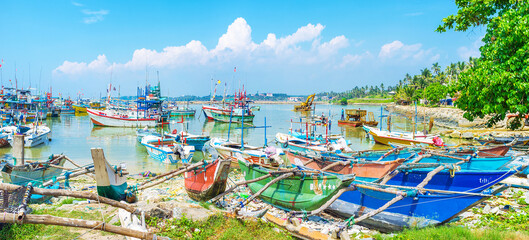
[{"x1": 431, "y1": 62, "x2": 441, "y2": 77}]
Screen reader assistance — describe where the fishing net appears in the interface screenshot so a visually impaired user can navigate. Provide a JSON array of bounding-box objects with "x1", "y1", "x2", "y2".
[{"x1": 0, "y1": 186, "x2": 31, "y2": 214}]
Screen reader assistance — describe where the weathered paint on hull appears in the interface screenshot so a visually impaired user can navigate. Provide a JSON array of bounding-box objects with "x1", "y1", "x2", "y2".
[
  {"x1": 0, "y1": 157, "x2": 66, "y2": 185},
  {"x1": 286, "y1": 151, "x2": 404, "y2": 179},
  {"x1": 238, "y1": 159, "x2": 354, "y2": 211},
  {"x1": 328, "y1": 186, "x2": 490, "y2": 232},
  {"x1": 184, "y1": 159, "x2": 231, "y2": 201}
]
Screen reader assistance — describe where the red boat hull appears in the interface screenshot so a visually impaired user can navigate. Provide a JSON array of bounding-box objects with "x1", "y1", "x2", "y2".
[{"x1": 184, "y1": 159, "x2": 231, "y2": 201}]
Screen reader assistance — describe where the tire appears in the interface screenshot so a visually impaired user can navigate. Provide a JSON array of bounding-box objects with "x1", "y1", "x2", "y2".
[{"x1": 282, "y1": 142, "x2": 289, "y2": 148}]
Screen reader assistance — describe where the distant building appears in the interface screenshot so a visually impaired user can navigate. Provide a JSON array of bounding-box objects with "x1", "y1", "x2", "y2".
[
  {"x1": 388, "y1": 91, "x2": 396, "y2": 95},
  {"x1": 288, "y1": 97, "x2": 300, "y2": 102},
  {"x1": 266, "y1": 93, "x2": 273, "y2": 97}
]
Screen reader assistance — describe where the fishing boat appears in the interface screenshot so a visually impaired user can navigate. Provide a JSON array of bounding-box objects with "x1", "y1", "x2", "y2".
[
  {"x1": 136, "y1": 127, "x2": 161, "y2": 142},
  {"x1": 202, "y1": 89, "x2": 255, "y2": 123},
  {"x1": 141, "y1": 135, "x2": 195, "y2": 164},
  {"x1": 164, "y1": 129, "x2": 210, "y2": 151},
  {"x1": 184, "y1": 158, "x2": 231, "y2": 201},
  {"x1": 87, "y1": 108, "x2": 158, "y2": 127},
  {"x1": 286, "y1": 150, "x2": 404, "y2": 179},
  {"x1": 3, "y1": 125, "x2": 51, "y2": 148},
  {"x1": 338, "y1": 109, "x2": 378, "y2": 127},
  {"x1": 0, "y1": 133, "x2": 9, "y2": 147},
  {"x1": 210, "y1": 137, "x2": 285, "y2": 166},
  {"x1": 328, "y1": 181, "x2": 502, "y2": 232},
  {"x1": 275, "y1": 132, "x2": 352, "y2": 153},
  {"x1": 364, "y1": 126, "x2": 444, "y2": 146},
  {"x1": 0, "y1": 154, "x2": 66, "y2": 185},
  {"x1": 169, "y1": 102, "x2": 196, "y2": 117},
  {"x1": 475, "y1": 135, "x2": 529, "y2": 146},
  {"x1": 91, "y1": 148, "x2": 130, "y2": 201},
  {"x1": 238, "y1": 158, "x2": 355, "y2": 211},
  {"x1": 72, "y1": 101, "x2": 106, "y2": 113}
]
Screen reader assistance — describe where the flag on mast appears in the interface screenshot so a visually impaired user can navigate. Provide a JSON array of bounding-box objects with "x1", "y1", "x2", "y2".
[{"x1": 234, "y1": 67, "x2": 236, "y2": 72}]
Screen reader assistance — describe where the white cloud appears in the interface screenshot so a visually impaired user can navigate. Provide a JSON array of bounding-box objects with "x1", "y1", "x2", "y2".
[
  {"x1": 54, "y1": 54, "x2": 111, "y2": 75},
  {"x1": 378, "y1": 40, "x2": 437, "y2": 63},
  {"x1": 458, "y1": 37, "x2": 483, "y2": 60},
  {"x1": 82, "y1": 9, "x2": 109, "y2": 24},
  {"x1": 72, "y1": 1, "x2": 84, "y2": 7},
  {"x1": 54, "y1": 18, "x2": 354, "y2": 76},
  {"x1": 339, "y1": 51, "x2": 372, "y2": 68}
]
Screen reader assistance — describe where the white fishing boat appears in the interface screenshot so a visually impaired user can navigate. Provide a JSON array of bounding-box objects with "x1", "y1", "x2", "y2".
[
  {"x1": 2, "y1": 125, "x2": 51, "y2": 148},
  {"x1": 141, "y1": 135, "x2": 195, "y2": 164},
  {"x1": 87, "y1": 108, "x2": 158, "y2": 128},
  {"x1": 275, "y1": 132, "x2": 352, "y2": 153},
  {"x1": 0, "y1": 154, "x2": 66, "y2": 185},
  {"x1": 209, "y1": 137, "x2": 285, "y2": 166}
]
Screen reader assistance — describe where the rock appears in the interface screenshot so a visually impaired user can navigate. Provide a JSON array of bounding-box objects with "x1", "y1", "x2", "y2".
[
  {"x1": 143, "y1": 204, "x2": 172, "y2": 219},
  {"x1": 461, "y1": 132, "x2": 474, "y2": 139},
  {"x1": 483, "y1": 204, "x2": 492, "y2": 214},
  {"x1": 490, "y1": 207, "x2": 500, "y2": 215},
  {"x1": 450, "y1": 131, "x2": 461, "y2": 138}
]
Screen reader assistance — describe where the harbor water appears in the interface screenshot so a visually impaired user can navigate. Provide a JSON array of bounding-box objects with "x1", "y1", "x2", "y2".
[{"x1": 0, "y1": 104, "x2": 468, "y2": 173}]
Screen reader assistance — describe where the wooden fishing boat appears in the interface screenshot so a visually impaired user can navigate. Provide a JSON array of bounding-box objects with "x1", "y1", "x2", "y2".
[
  {"x1": 327, "y1": 181, "x2": 502, "y2": 232},
  {"x1": 0, "y1": 133, "x2": 9, "y2": 147},
  {"x1": 0, "y1": 155, "x2": 66, "y2": 185},
  {"x1": 136, "y1": 128, "x2": 161, "y2": 142},
  {"x1": 338, "y1": 109, "x2": 378, "y2": 127},
  {"x1": 165, "y1": 130, "x2": 210, "y2": 151},
  {"x1": 276, "y1": 133, "x2": 352, "y2": 153},
  {"x1": 202, "y1": 105, "x2": 255, "y2": 123},
  {"x1": 87, "y1": 108, "x2": 158, "y2": 127},
  {"x1": 184, "y1": 158, "x2": 231, "y2": 201},
  {"x1": 91, "y1": 148, "x2": 130, "y2": 201},
  {"x1": 475, "y1": 135, "x2": 529, "y2": 145},
  {"x1": 364, "y1": 126, "x2": 444, "y2": 146},
  {"x1": 210, "y1": 137, "x2": 285, "y2": 166},
  {"x1": 141, "y1": 135, "x2": 195, "y2": 164},
  {"x1": 238, "y1": 158, "x2": 355, "y2": 211},
  {"x1": 286, "y1": 150, "x2": 404, "y2": 179}
]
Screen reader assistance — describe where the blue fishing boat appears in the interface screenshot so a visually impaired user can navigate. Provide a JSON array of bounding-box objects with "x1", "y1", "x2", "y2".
[
  {"x1": 164, "y1": 129, "x2": 210, "y2": 151},
  {"x1": 141, "y1": 135, "x2": 195, "y2": 164},
  {"x1": 328, "y1": 182, "x2": 501, "y2": 232}
]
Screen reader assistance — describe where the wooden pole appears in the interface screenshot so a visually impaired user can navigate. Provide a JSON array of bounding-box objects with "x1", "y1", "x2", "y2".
[
  {"x1": 242, "y1": 172, "x2": 294, "y2": 206},
  {"x1": 0, "y1": 183, "x2": 137, "y2": 213},
  {"x1": 0, "y1": 213, "x2": 167, "y2": 240},
  {"x1": 41, "y1": 166, "x2": 94, "y2": 187},
  {"x1": 290, "y1": 186, "x2": 356, "y2": 216},
  {"x1": 137, "y1": 161, "x2": 206, "y2": 191},
  {"x1": 321, "y1": 161, "x2": 349, "y2": 172},
  {"x1": 13, "y1": 134, "x2": 24, "y2": 166},
  {"x1": 63, "y1": 155, "x2": 83, "y2": 169}
]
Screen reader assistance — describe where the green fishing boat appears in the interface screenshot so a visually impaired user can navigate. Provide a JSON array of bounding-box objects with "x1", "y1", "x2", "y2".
[{"x1": 238, "y1": 159, "x2": 355, "y2": 211}]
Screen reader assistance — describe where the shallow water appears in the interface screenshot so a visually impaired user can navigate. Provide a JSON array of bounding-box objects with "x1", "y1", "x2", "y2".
[{"x1": 0, "y1": 104, "x2": 469, "y2": 174}]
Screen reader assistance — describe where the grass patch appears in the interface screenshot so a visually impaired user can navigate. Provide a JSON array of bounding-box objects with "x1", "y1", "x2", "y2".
[
  {"x1": 0, "y1": 206, "x2": 118, "y2": 240},
  {"x1": 147, "y1": 214, "x2": 293, "y2": 240},
  {"x1": 376, "y1": 226, "x2": 529, "y2": 240}
]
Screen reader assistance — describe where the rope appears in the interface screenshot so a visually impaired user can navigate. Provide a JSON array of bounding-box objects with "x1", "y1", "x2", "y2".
[{"x1": 345, "y1": 215, "x2": 355, "y2": 228}]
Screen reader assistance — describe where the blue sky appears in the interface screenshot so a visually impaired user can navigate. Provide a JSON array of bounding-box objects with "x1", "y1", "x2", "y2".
[{"x1": 0, "y1": 1, "x2": 485, "y2": 98}]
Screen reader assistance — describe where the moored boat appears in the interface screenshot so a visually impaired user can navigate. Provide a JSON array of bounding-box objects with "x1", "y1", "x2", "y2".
[
  {"x1": 238, "y1": 158, "x2": 355, "y2": 211},
  {"x1": 0, "y1": 154, "x2": 66, "y2": 185},
  {"x1": 141, "y1": 135, "x2": 195, "y2": 164},
  {"x1": 87, "y1": 108, "x2": 158, "y2": 128},
  {"x1": 210, "y1": 137, "x2": 285, "y2": 166},
  {"x1": 184, "y1": 158, "x2": 231, "y2": 201},
  {"x1": 364, "y1": 126, "x2": 444, "y2": 146}
]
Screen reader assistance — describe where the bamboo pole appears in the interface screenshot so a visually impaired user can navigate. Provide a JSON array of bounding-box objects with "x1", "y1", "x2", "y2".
[
  {"x1": 379, "y1": 154, "x2": 431, "y2": 184},
  {"x1": 321, "y1": 161, "x2": 349, "y2": 172},
  {"x1": 137, "y1": 161, "x2": 206, "y2": 191},
  {"x1": 0, "y1": 213, "x2": 167, "y2": 240},
  {"x1": 64, "y1": 155, "x2": 83, "y2": 169},
  {"x1": 41, "y1": 166, "x2": 95, "y2": 187},
  {"x1": 210, "y1": 172, "x2": 274, "y2": 203},
  {"x1": 355, "y1": 194, "x2": 404, "y2": 223},
  {"x1": 290, "y1": 186, "x2": 356, "y2": 216},
  {"x1": 242, "y1": 172, "x2": 294, "y2": 206},
  {"x1": 0, "y1": 183, "x2": 137, "y2": 213}
]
